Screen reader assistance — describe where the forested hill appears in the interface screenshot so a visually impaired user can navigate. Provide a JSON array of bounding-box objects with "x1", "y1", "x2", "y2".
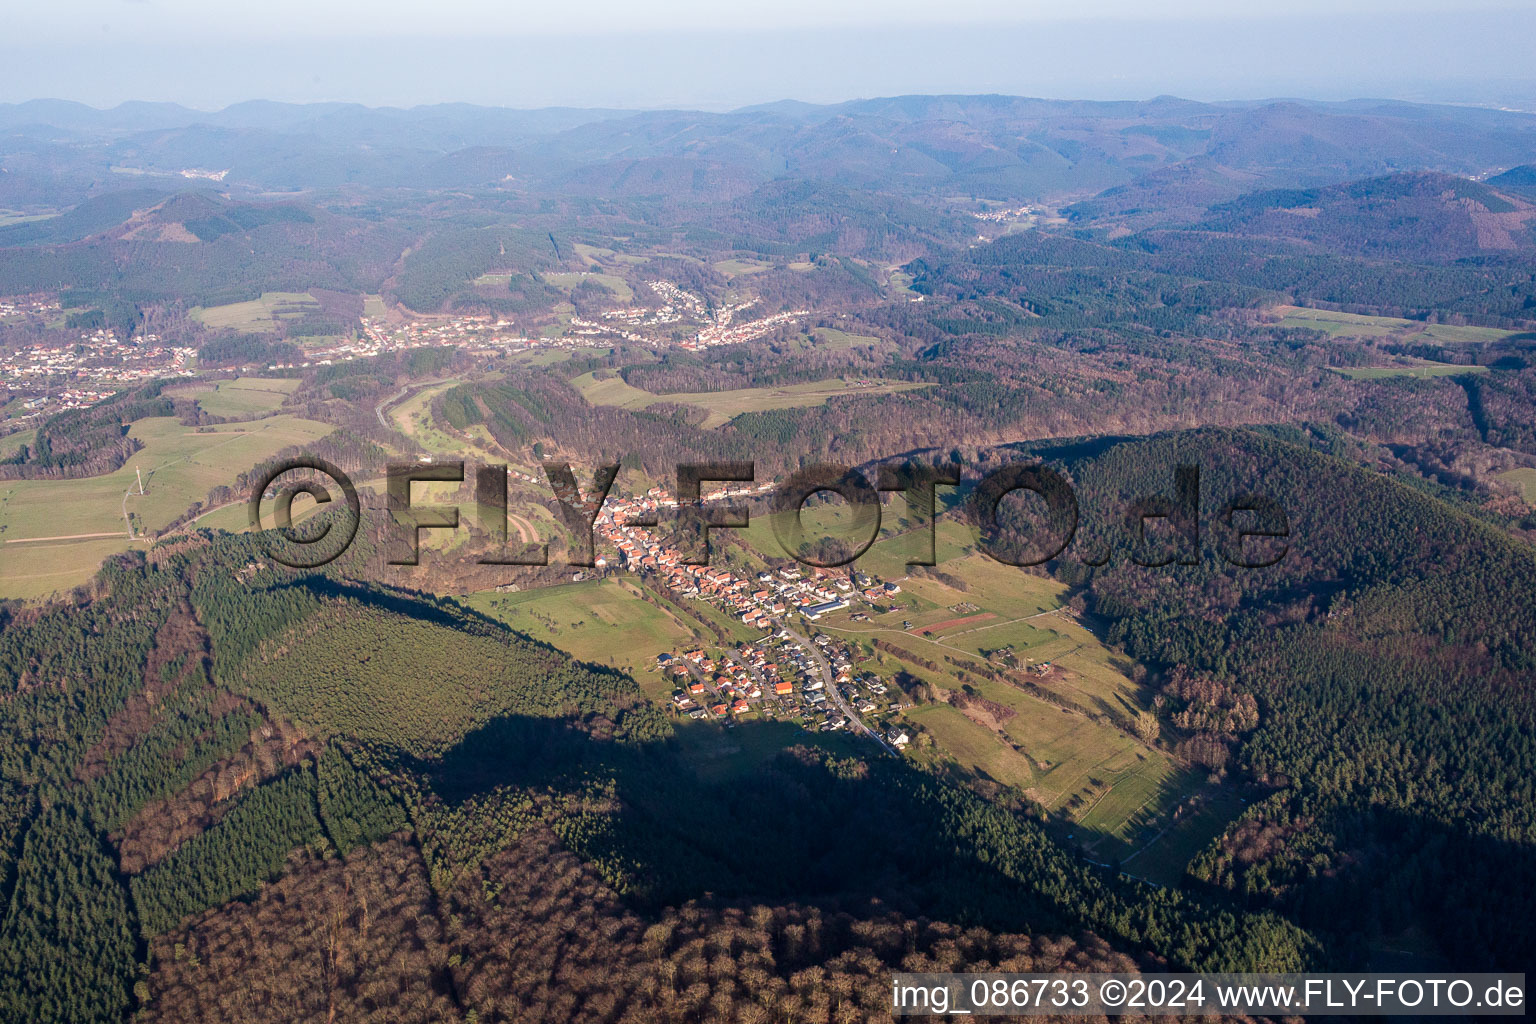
[
  {"x1": 1193, "y1": 173, "x2": 1536, "y2": 260},
  {"x1": 993, "y1": 426, "x2": 1536, "y2": 969},
  {"x1": 0, "y1": 532, "x2": 1315, "y2": 1024}
]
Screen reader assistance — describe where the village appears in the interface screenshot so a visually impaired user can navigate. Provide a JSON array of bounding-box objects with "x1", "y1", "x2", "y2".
[
  {"x1": 581, "y1": 281, "x2": 809, "y2": 351},
  {"x1": 262, "y1": 314, "x2": 548, "y2": 370},
  {"x1": 594, "y1": 486, "x2": 915, "y2": 751},
  {"x1": 0, "y1": 328, "x2": 196, "y2": 415}
]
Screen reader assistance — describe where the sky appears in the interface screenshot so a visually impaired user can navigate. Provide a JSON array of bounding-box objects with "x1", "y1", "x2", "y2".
[{"x1": 2, "y1": 0, "x2": 1534, "y2": 110}]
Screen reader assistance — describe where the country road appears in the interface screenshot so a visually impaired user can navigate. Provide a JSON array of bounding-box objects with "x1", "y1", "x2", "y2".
[
  {"x1": 5, "y1": 531, "x2": 128, "y2": 545},
  {"x1": 375, "y1": 383, "x2": 415, "y2": 430},
  {"x1": 376, "y1": 377, "x2": 454, "y2": 433}
]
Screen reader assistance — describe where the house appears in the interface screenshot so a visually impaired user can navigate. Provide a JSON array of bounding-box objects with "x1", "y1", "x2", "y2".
[
  {"x1": 774, "y1": 680, "x2": 794, "y2": 696},
  {"x1": 887, "y1": 727, "x2": 911, "y2": 747}
]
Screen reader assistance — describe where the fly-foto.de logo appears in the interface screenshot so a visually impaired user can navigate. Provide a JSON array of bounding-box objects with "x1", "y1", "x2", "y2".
[{"x1": 248, "y1": 457, "x2": 1289, "y2": 571}]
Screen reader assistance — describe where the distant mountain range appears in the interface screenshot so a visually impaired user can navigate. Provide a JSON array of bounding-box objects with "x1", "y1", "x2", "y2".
[{"x1": 3, "y1": 94, "x2": 1534, "y2": 210}]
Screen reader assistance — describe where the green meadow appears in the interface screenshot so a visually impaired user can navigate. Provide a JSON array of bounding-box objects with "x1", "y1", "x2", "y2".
[
  {"x1": 191, "y1": 292, "x2": 321, "y2": 333},
  {"x1": 0, "y1": 414, "x2": 333, "y2": 599}
]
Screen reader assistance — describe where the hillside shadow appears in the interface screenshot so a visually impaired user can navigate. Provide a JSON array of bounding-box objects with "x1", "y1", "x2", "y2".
[
  {"x1": 1177, "y1": 802, "x2": 1536, "y2": 972},
  {"x1": 406, "y1": 712, "x2": 1153, "y2": 944}
]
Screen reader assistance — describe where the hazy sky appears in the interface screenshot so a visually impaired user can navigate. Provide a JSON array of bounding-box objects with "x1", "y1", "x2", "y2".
[{"x1": 3, "y1": 0, "x2": 1534, "y2": 110}]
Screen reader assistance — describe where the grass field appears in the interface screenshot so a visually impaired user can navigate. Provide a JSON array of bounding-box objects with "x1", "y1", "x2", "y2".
[
  {"x1": 0, "y1": 536, "x2": 148, "y2": 601},
  {"x1": 662, "y1": 379, "x2": 931, "y2": 428},
  {"x1": 1499, "y1": 467, "x2": 1536, "y2": 503},
  {"x1": 541, "y1": 271, "x2": 634, "y2": 301},
  {"x1": 0, "y1": 430, "x2": 35, "y2": 460},
  {"x1": 1275, "y1": 305, "x2": 1515, "y2": 344},
  {"x1": 573, "y1": 372, "x2": 932, "y2": 429},
  {"x1": 462, "y1": 578, "x2": 696, "y2": 695},
  {"x1": 905, "y1": 703, "x2": 1037, "y2": 787},
  {"x1": 191, "y1": 292, "x2": 321, "y2": 333},
  {"x1": 1329, "y1": 363, "x2": 1488, "y2": 380},
  {"x1": 732, "y1": 503, "x2": 974, "y2": 576},
  {"x1": 742, "y1": 509, "x2": 1205, "y2": 867},
  {"x1": 712, "y1": 258, "x2": 773, "y2": 277},
  {"x1": 169, "y1": 376, "x2": 299, "y2": 417},
  {"x1": 511, "y1": 347, "x2": 581, "y2": 366},
  {"x1": 1118, "y1": 783, "x2": 1249, "y2": 886},
  {"x1": 570, "y1": 373, "x2": 657, "y2": 411},
  {"x1": 807, "y1": 327, "x2": 880, "y2": 351},
  {"x1": 0, "y1": 209, "x2": 58, "y2": 227},
  {"x1": 0, "y1": 414, "x2": 333, "y2": 599}
]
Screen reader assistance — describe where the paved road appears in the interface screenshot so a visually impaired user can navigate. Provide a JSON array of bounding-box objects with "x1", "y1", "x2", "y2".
[
  {"x1": 376, "y1": 377, "x2": 454, "y2": 433},
  {"x1": 375, "y1": 383, "x2": 414, "y2": 430},
  {"x1": 782, "y1": 623, "x2": 898, "y2": 756}
]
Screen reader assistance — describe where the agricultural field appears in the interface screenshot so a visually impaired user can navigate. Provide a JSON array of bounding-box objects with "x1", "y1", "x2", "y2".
[
  {"x1": 746, "y1": 511, "x2": 1207, "y2": 869},
  {"x1": 462, "y1": 578, "x2": 697, "y2": 694},
  {"x1": 169, "y1": 376, "x2": 298, "y2": 417},
  {"x1": 903, "y1": 703, "x2": 1037, "y2": 788},
  {"x1": 0, "y1": 414, "x2": 333, "y2": 598},
  {"x1": 191, "y1": 292, "x2": 321, "y2": 332},
  {"x1": 573, "y1": 372, "x2": 932, "y2": 429},
  {"x1": 1274, "y1": 304, "x2": 1515, "y2": 343},
  {"x1": 0, "y1": 536, "x2": 149, "y2": 601},
  {"x1": 1329, "y1": 363, "x2": 1488, "y2": 379}
]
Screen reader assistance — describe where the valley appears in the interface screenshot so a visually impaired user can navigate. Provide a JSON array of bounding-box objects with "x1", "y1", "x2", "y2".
[{"x1": 0, "y1": 87, "x2": 1533, "y2": 1022}]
